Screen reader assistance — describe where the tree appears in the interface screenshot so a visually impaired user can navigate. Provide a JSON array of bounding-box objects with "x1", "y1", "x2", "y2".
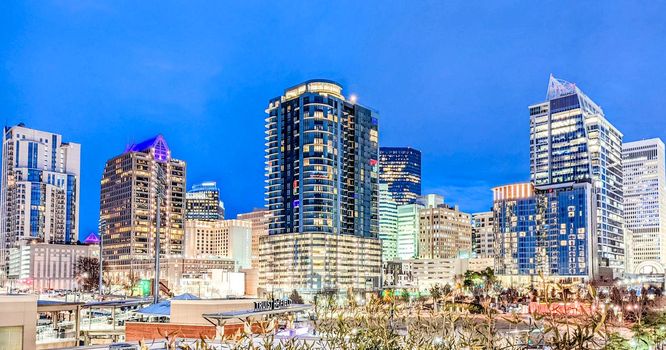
[
  {"x1": 429, "y1": 284, "x2": 442, "y2": 311},
  {"x1": 289, "y1": 289, "x2": 304, "y2": 304},
  {"x1": 75, "y1": 256, "x2": 104, "y2": 292}
]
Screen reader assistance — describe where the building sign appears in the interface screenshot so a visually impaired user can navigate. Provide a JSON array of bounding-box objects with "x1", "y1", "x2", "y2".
[{"x1": 254, "y1": 298, "x2": 292, "y2": 311}]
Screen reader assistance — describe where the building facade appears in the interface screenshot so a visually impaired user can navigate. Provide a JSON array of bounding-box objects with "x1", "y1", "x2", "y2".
[
  {"x1": 379, "y1": 183, "x2": 398, "y2": 261},
  {"x1": 184, "y1": 219, "x2": 252, "y2": 269},
  {"x1": 99, "y1": 135, "x2": 186, "y2": 281},
  {"x1": 379, "y1": 147, "x2": 422, "y2": 205},
  {"x1": 471, "y1": 211, "x2": 494, "y2": 258},
  {"x1": 237, "y1": 208, "x2": 269, "y2": 269},
  {"x1": 529, "y1": 75, "x2": 624, "y2": 270},
  {"x1": 622, "y1": 139, "x2": 666, "y2": 273},
  {"x1": 186, "y1": 181, "x2": 225, "y2": 220},
  {"x1": 418, "y1": 203, "x2": 472, "y2": 259},
  {"x1": 0, "y1": 124, "x2": 80, "y2": 278},
  {"x1": 8, "y1": 243, "x2": 97, "y2": 292},
  {"x1": 261, "y1": 80, "x2": 381, "y2": 295}
]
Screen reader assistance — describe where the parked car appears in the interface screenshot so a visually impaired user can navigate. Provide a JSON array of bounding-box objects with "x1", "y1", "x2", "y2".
[{"x1": 109, "y1": 342, "x2": 137, "y2": 350}]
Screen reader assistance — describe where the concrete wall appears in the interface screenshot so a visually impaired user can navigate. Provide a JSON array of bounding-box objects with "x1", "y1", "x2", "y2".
[{"x1": 0, "y1": 294, "x2": 38, "y2": 350}]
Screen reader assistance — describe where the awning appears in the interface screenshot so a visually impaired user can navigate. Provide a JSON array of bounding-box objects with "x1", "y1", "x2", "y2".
[
  {"x1": 202, "y1": 304, "x2": 312, "y2": 326},
  {"x1": 135, "y1": 294, "x2": 200, "y2": 316}
]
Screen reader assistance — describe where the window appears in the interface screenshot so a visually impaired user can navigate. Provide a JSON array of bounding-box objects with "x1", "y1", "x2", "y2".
[{"x1": 0, "y1": 326, "x2": 23, "y2": 350}]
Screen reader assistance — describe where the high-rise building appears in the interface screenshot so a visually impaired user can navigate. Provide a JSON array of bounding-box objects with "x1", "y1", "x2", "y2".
[
  {"x1": 622, "y1": 139, "x2": 666, "y2": 273},
  {"x1": 379, "y1": 147, "x2": 421, "y2": 205},
  {"x1": 395, "y1": 194, "x2": 442, "y2": 260},
  {"x1": 379, "y1": 183, "x2": 398, "y2": 261},
  {"x1": 530, "y1": 75, "x2": 624, "y2": 270},
  {"x1": 237, "y1": 208, "x2": 269, "y2": 269},
  {"x1": 396, "y1": 203, "x2": 423, "y2": 260},
  {"x1": 261, "y1": 80, "x2": 381, "y2": 295},
  {"x1": 418, "y1": 202, "x2": 472, "y2": 259},
  {"x1": 0, "y1": 124, "x2": 80, "y2": 278},
  {"x1": 186, "y1": 181, "x2": 225, "y2": 220},
  {"x1": 184, "y1": 219, "x2": 252, "y2": 269},
  {"x1": 471, "y1": 211, "x2": 494, "y2": 259},
  {"x1": 493, "y1": 182, "x2": 597, "y2": 281},
  {"x1": 99, "y1": 135, "x2": 186, "y2": 281}
]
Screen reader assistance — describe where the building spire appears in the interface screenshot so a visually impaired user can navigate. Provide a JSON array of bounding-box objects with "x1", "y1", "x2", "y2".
[{"x1": 546, "y1": 74, "x2": 578, "y2": 100}]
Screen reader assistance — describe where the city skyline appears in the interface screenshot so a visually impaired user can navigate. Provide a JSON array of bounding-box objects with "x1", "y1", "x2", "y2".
[{"x1": 2, "y1": 2, "x2": 666, "y2": 235}]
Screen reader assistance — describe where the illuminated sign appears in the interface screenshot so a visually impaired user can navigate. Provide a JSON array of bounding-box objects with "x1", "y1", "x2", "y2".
[{"x1": 254, "y1": 298, "x2": 292, "y2": 311}]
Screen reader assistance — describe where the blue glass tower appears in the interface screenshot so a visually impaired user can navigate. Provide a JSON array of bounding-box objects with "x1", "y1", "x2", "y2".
[
  {"x1": 379, "y1": 147, "x2": 421, "y2": 205},
  {"x1": 261, "y1": 80, "x2": 381, "y2": 295},
  {"x1": 530, "y1": 75, "x2": 624, "y2": 270},
  {"x1": 493, "y1": 181, "x2": 596, "y2": 279}
]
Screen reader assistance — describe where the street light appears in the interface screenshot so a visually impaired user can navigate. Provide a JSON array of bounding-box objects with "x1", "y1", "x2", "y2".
[
  {"x1": 154, "y1": 164, "x2": 167, "y2": 304},
  {"x1": 98, "y1": 219, "x2": 106, "y2": 297}
]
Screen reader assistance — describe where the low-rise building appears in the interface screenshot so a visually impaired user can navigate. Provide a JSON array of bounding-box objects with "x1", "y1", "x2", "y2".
[
  {"x1": 8, "y1": 243, "x2": 98, "y2": 292},
  {"x1": 403, "y1": 258, "x2": 467, "y2": 290}
]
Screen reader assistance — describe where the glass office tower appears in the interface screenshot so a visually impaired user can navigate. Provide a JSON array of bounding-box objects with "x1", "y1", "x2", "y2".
[
  {"x1": 379, "y1": 147, "x2": 421, "y2": 205},
  {"x1": 529, "y1": 75, "x2": 624, "y2": 270},
  {"x1": 261, "y1": 80, "x2": 381, "y2": 296},
  {"x1": 379, "y1": 183, "x2": 398, "y2": 261}
]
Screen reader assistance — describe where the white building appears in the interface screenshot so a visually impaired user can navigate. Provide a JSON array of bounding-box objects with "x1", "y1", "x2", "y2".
[
  {"x1": 402, "y1": 258, "x2": 466, "y2": 290},
  {"x1": 379, "y1": 183, "x2": 398, "y2": 261},
  {"x1": 1, "y1": 124, "x2": 81, "y2": 278},
  {"x1": 8, "y1": 243, "x2": 97, "y2": 292},
  {"x1": 177, "y1": 270, "x2": 245, "y2": 298},
  {"x1": 184, "y1": 219, "x2": 252, "y2": 269},
  {"x1": 471, "y1": 211, "x2": 494, "y2": 258},
  {"x1": 622, "y1": 139, "x2": 666, "y2": 273}
]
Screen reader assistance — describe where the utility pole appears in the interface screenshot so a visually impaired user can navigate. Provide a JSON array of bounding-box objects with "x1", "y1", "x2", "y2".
[{"x1": 154, "y1": 165, "x2": 166, "y2": 304}]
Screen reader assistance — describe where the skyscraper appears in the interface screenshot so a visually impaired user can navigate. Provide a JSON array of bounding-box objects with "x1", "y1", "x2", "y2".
[
  {"x1": 379, "y1": 147, "x2": 421, "y2": 205},
  {"x1": 1, "y1": 124, "x2": 80, "y2": 278},
  {"x1": 186, "y1": 181, "x2": 225, "y2": 220},
  {"x1": 261, "y1": 80, "x2": 381, "y2": 295},
  {"x1": 530, "y1": 75, "x2": 624, "y2": 270},
  {"x1": 379, "y1": 183, "x2": 398, "y2": 261},
  {"x1": 622, "y1": 138, "x2": 666, "y2": 273},
  {"x1": 99, "y1": 135, "x2": 186, "y2": 281}
]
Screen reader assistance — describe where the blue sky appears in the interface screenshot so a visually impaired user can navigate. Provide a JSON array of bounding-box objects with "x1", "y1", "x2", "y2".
[{"x1": 1, "y1": 2, "x2": 665, "y2": 236}]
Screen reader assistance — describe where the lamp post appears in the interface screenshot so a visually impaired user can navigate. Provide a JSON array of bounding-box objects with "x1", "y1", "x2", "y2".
[
  {"x1": 98, "y1": 219, "x2": 106, "y2": 297},
  {"x1": 154, "y1": 165, "x2": 166, "y2": 304}
]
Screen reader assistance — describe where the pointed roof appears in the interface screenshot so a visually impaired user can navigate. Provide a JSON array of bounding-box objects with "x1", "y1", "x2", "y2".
[
  {"x1": 82, "y1": 232, "x2": 100, "y2": 245},
  {"x1": 124, "y1": 134, "x2": 171, "y2": 163},
  {"x1": 546, "y1": 74, "x2": 578, "y2": 100},
  {"x1": 546, "y1": 74, "x2": 604, "y2": 115}
]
